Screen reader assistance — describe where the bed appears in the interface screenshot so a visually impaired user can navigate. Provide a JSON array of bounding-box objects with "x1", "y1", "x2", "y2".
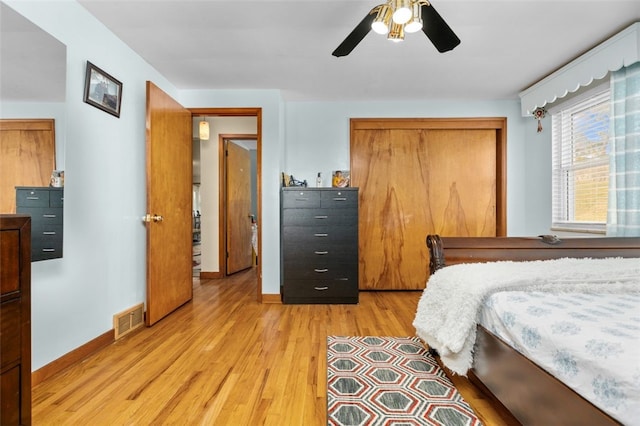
[{"x1": 414, "y1": 234, "x2": 640, "y2": 426}]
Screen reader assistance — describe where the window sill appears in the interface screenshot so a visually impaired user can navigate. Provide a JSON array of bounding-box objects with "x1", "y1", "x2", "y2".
[{"x1": 551, "y1": 224, "x2": 606, "y2": 235}]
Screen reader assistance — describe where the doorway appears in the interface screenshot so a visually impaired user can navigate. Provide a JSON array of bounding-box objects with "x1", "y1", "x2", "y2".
[
  {"x1": 189, "y1": 108, "x2": 263, "y2": 302},
  {"x1": 223, "y1": 136, "x2": 257, "y2": 275}
]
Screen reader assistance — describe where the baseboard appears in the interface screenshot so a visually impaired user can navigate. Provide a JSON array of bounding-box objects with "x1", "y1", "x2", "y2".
[
  {"x1": 200, "y1": 271, "x2": 223, "y2": 279},
  {"x1": 261, "y1": 294, "x2": 281, "y2": 304},
  {"x1": 32, "y1": 329, "x2": 114, "y2": 386}
]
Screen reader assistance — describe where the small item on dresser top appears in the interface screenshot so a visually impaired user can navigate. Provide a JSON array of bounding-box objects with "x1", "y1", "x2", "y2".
[
  {"x1": 332, "y1": 170, "x2": 350, "y2": 187},
  {"x1": 50, "y1": 170, "x2": 64, "y2": 187},
  {"x1": 288, "y1": 175, "x2": 307, "y2": 187}
]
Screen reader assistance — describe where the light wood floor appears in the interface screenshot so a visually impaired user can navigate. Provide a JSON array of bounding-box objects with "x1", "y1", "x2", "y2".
[{"x1": 32, "y1": 269, "x2": 517, "y2": 425}]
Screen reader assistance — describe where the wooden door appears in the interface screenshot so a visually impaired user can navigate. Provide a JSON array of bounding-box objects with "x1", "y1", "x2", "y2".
[
  {"x1": 0, "y1": 119, "x2": 56, "y2": 213},
  {"x1": 351, "y1": 118, "x2": 506, "y2": 290},
  {"x1": 145, "y1": 81, "x2": 193, "y2": 326},
  {"x1": 225, "y1": 140, "x2": 253, "y2": 274}
]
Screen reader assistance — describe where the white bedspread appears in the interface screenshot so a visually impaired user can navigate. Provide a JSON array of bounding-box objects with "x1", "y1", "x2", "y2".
[
  {"x1": 479, "y1": 291, "x2": 640, "y2": 425},
  {"x1": 412, "y1": 257, "x2": 640, "y2": 376}
]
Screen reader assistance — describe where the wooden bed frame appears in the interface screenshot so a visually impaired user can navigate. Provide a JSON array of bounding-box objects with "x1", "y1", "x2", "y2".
[{"x1": 426, "y1": 234, "x2": 640, "y2": 426}]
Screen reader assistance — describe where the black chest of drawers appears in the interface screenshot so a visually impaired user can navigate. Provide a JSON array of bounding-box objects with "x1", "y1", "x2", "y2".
[
  {"x1": 16, "y1": 186, "x2": 63, "y2": 261},
  {"x1": 280, "y1": 187, "x2": 358, "y2": 304}
]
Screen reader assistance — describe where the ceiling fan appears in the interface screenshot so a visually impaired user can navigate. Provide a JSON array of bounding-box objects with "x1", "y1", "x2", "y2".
[{"x1": 332, "y1": 0, "x2": 460, "y2": 57}]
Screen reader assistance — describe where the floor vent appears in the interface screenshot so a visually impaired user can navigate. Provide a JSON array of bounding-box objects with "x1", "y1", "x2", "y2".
[{"x1": 113, "y1": 303, "x2": 145, "y2": 340}]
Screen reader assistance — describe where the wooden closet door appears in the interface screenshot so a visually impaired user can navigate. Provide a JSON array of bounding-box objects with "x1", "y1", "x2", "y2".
[
  {"x1": 0, "y1": 119, "x2": 56, "y2": 214},
  {"x1": 352, "y1": 119, "x2": 504, "y2": 290}
]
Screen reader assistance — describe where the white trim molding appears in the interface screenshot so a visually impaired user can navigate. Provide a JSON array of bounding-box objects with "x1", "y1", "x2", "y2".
[{"x1": 519, "y1": 22, "x2": 639, "y2": 116}]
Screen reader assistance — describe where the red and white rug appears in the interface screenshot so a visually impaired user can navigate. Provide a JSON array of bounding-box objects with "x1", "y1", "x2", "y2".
[{"x1": 327, "y1": 336, "x2": 482, "y2": 426}]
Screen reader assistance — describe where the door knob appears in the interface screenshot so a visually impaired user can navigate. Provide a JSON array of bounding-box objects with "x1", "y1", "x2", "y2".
[{"x1": 143, "y1": 214, "x2": 164, "y2": 223}]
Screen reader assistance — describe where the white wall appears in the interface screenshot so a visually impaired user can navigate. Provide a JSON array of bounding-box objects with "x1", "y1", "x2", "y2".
[
  {"x1": 2, "y1": 0, "x2": 560, "y2": 373},
  {"x1": 3, "y1": 0, "x2": 179, "y2": 371},
  {"x1": 523, "y1": 114, "x2": 553, "y2": 233}
]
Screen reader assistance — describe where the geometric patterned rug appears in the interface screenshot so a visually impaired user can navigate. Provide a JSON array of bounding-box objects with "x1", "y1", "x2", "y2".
[{"x1": 327, "y1": 336, "x2": 483, "y2": 426}]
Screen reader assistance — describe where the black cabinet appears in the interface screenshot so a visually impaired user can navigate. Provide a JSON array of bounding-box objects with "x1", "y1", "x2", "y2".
[
  {"x1": 280, "y1": 187, "x2": 358, "y2": 304},
  {"x1": 16, "y1": 187, "x2": 63, "y2": 261}
]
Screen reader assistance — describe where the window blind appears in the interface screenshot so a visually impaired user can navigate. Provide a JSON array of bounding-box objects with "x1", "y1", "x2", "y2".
[{"x1": 551, "y1": 87, "x2": 610, "y2": 232}]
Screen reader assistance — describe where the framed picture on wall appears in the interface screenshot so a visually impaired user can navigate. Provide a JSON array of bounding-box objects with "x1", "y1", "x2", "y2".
[{"x1": 83, "y1": 61, "x2": 123, "y2": 118}]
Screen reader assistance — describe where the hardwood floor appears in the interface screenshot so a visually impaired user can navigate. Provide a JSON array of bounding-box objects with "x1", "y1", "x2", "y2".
[{"x1": 32, "y1": 269, "x2": 517, "y2": 425}]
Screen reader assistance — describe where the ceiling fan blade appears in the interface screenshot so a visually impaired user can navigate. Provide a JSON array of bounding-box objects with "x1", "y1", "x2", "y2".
[
  {"x1": 332, "y1": 8, "x2": 376, "y2": 57},
  {"x1": 421, "y1": 2, "x2": 461, "y2": 53}
]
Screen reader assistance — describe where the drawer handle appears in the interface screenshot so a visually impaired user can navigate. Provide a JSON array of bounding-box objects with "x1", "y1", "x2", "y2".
[
  {"x1": 42, "y1": 248, "x2": 56, "y2": 252},
  {"x1": 295, "y1": 198, "x2": 309, "y2": 201},
  {"x1": 314, "y1": 233, "x2": 328, "y2": 237},
  {"x1": 314, "y1": 215, "x2": 328, "y2": 219},
  {"x1": 314, "y1": 268, "x2": 328, "y2": 273},
  {"x1": 314, "y1": 251, "x2": 329, "y2": 255},
  {"x1": 43, "y1": 214, "x2": 57, "y2": 218},
  {"x1": 42, "y1": 231, "x2": 57, "y2": 235},
  {"x1": 314, "y1": 286, "x2": 329, "y2": 291},
  {"x1": 333, "y1": 197, "x2": 347, "y2": 201},
  {"x1": 26, "y1": 196, "x2": 40, "y2": 200}
]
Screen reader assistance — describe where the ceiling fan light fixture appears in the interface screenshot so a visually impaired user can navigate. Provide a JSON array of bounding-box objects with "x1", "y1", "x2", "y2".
[
  {"x1": 331, "y1": 0, "x2": 460, "y2": 57},
  {"x1": 199, "y1": 119, "x2": 210, "y2": 140},
  {"x1": 371, "y1": 4, "x2": 392, "y2": 34},
  {"x1": 404, "y1": 2, "x2": 423, "y2": 33},
  {"x1": 391, "y1": 0, "x2": 412, "y2": 24},
  {"x1": 387, "y1": 22, "x2": 405, "y2": 42}
]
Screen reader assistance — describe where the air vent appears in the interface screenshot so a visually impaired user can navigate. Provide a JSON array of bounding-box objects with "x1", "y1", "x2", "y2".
[{"x1": 113, "y1": 303, "x2": 145, "y2": 340}]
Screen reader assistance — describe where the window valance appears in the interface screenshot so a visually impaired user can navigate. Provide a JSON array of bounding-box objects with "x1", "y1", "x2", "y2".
[{"x1": 519, "y1": 22, "x2": 639, "y2": 116}]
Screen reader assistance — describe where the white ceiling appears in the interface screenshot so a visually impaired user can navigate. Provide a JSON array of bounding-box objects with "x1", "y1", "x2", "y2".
[
  {"x1": 76, "y1": 0, "x2": 640, "y2": 102},
  {"x1": 2, "y1": 1, "x2": 639, "y2": 103}
]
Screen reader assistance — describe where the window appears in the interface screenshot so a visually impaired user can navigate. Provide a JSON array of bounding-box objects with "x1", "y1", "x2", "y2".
[{"x1": 550, "y1": 84, "x2": 610, "y2": 233}]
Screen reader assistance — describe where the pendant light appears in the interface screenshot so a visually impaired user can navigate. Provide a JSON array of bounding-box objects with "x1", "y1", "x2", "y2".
[{"x1": 199, "y1": 117, "x2": 209, "y2": 141}]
